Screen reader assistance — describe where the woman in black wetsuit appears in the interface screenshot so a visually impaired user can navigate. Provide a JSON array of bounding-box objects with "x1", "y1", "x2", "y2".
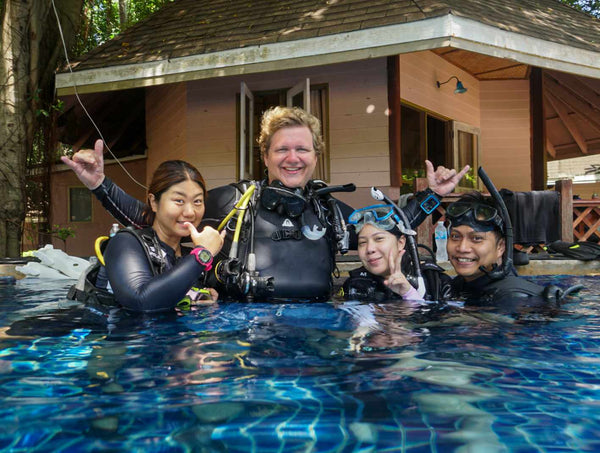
[
  {"x1": 341, "y1": 205, "x2": 424, "y2": 301},
  {"x1": 102, "y1": 160, "x2": 225, "y2": 312}
]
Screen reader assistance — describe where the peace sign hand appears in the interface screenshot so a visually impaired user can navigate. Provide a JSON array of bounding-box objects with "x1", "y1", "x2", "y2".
[{"x1": 383, "y1": 249, "x2": 413, "y2": 297}]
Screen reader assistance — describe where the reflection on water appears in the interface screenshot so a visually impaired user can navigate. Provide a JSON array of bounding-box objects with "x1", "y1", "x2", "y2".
[{"x1": 0, "y1": 276, "x2": 598, "y2": 451}]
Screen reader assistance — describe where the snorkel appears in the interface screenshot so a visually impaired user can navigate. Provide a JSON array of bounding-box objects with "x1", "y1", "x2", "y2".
[
  {"x1": 476, "y1": 167, "x2": 514, "y2": 280},
  {"x1": 370, "y1": 187, "x2": 426, "y2": 298}
]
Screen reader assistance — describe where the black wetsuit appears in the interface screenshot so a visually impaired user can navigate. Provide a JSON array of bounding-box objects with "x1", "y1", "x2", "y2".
[
  {"x1": 450, "y1": 270, "x2": 563, "y2": 308},
  {"x1": 341, "y1": 267, "x2": 402, "y2": 302},
  {"x1": 341, "y1": 262, "x2": 452, "y2": 302},
  {"x1": 102, "y1": 227, "x2": 208, "y2": 312},
  {"x1": 92, "y1": 177, "x2": 431, "y2": 302}
]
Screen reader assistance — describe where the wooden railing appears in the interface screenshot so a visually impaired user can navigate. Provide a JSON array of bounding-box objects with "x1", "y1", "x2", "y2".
[
  {"x1": 573, "y1": 198, "x2": 600, "y2": 242},
  {"x1": 412, "y1": 178, "x2": 594, "y2": 250}
]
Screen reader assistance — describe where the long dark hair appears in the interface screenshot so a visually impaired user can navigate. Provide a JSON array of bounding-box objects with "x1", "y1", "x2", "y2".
[{"x1": 142, "y1": 160, "x2": 206, "y2": 225}]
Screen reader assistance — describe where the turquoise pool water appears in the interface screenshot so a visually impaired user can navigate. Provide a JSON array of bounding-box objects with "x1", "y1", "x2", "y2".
[{"x1": 0, "y1": 275, "x2": 599, "y2": 452}]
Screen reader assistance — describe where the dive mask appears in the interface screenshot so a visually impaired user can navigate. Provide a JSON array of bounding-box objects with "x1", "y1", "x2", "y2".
[
  {"x1": 445, "y1": 201, "x2": 504, "y2": 233},
  {"x1": 261, "y1": 181, "x2": 307, "y2": 218},
  {"x1": 348, "y1": 204, "x2": 404, "y2": 235}
]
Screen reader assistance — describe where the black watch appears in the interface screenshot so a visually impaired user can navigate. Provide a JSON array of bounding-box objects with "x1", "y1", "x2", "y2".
[{"x1": 417, "y1": 188, "x2": 441, "y2": 215}]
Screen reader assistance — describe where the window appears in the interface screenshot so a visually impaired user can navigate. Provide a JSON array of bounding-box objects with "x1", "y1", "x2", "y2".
[
  {"x1": 400, "y1": 104, "x2": 449, "y2": 191},
  {"x1": 452, "y1": 122, "x2": 481, "y2": 190},
  {"x1": 69, "y1": 187, "x2": 92, "y2": 222},
  {"x1": 399, "y1": 103, "x2": 479, "y2": 191},
  {"x1": 238, "y1": 79, "x2": 330, "y2": 181}
]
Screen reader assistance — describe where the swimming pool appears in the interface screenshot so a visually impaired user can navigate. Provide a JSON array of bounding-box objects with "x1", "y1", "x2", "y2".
[{"x1": 0, "y1": 275, "x2": 598, "y2": 452}]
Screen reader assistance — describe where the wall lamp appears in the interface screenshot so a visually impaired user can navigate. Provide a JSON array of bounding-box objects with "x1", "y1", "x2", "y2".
[{"x1": 436, "y1": 76, "x2": 467, "y2": 94}]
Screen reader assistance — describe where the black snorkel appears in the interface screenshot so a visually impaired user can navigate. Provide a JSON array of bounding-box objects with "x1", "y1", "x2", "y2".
[
  {"x1": 477, "y1": 166, "x2": 514, "y2": 280},
  {"x1": 370, "y1": 187, "x2": 426, "y2": 298}
]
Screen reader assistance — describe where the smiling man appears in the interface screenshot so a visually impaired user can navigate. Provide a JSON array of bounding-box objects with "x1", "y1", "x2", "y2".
[{"x1": 444, "y1": 192, "x2": 563, "y2": 307}]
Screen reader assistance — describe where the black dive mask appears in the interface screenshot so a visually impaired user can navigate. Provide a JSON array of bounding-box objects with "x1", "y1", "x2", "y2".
[
  {"x1": 261, "y1": 181, "x2": 307, "y2": 218},
  {"x1": 445, "y1": 201, "x2": 504, "y2": 233}
]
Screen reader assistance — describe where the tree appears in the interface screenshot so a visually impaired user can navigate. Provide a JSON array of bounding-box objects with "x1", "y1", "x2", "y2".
[
  {"x1": 0, "y1": 0, "x2": 170, "y2": 257},
  {"x1": 560, "y1": 0, "x2": 600, "y2": 17},
  {"x1": 0, "y1": 0, "x2": 84, "y2": 257}
]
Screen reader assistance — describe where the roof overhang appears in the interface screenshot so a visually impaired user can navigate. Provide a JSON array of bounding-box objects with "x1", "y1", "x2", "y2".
[{"x1": 56, "y1": 14, "x2": 600, "y2": 96}]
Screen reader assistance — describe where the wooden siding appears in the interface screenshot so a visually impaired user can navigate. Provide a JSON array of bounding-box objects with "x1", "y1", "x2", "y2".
[
  {"x1": 171, "y1": 59, "x2": 391, "y2": 193},
  {"x1": 146, "y1": 83, "x2": 188, "y2": 179},
  {"x1": 400, "y1": 51, "x2": 480, "y2": 127},
  {"x1": 480, "y1": 80, "x2": 531, "y2": 191}
]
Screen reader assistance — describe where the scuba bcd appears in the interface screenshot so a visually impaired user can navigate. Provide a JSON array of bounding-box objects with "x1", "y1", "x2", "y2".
[{"x1": 212, "y1": 179, "x2": 355, "y2": 301}]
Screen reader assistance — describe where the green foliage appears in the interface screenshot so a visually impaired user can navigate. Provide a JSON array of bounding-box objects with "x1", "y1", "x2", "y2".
[
  {"x1": 559, "y1": 0, "x2": 600, "y2": 17},
  {"x1": 74, "y1": 0, "x2": 174, "y2": 55},
  {"x1": 50, "y1": 224, "x2": 76, "y2": 253}
]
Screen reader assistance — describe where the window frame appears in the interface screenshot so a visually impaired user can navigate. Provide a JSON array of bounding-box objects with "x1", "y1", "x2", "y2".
[{"x1": 68, "y1": 186, "x2": 93, "y2": 223}]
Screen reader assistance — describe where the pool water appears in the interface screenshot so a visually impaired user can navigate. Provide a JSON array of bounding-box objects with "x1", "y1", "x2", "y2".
[{"x1": 0, "y1": 275, "x2": 599, "y2": 452}]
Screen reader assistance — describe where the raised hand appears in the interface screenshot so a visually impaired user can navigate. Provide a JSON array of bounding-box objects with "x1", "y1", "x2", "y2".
[
  {"x1": 60, "y1": 139, "x2": 106, "y2": 190},
  {"x1": 425, "y1": 159, "x2": 470, "y2": 196},
  {"x1": 184, "y1": 223, "x2": 226, "y2": 257},
  {"x1": 383, "y1": 249, "x2": 413, "y2": 296}
]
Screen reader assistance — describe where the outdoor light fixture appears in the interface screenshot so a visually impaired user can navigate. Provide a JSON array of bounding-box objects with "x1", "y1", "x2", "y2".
[{"x1": 436, "y1": 76, "x2": 467, "y2": 94}]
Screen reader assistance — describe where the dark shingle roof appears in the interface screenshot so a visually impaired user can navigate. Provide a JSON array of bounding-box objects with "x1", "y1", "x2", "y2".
[{"x1": 66, "y1": 0, "x2": 600, "y2": 73}]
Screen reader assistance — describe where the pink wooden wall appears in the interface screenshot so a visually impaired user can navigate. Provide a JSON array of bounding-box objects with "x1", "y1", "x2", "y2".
[{"x1": 50, "y1": 159, "x2": 147, "y2": 256}]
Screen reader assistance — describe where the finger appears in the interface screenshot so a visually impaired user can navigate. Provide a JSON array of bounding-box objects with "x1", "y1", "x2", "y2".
[
  {"x1": 456, "y1": 164, "x2": 470, "y2": 181},
  {"x1": 388, "y1": 249, "x2": 396, "y2": 274},
  {"x1": 60, "y1": 155, "x2": 77, "y2": 170},
  {"x1": 425, "y1": 160, "x2": 434, "y2": 177},
  {"x1": 72, "y1": 149, "x2": 97, "y2": 164},
  {"x1": 184, "y1": 221, "x2": 198, "y2": 235},
  {"x1": 94, "y1": 139, "x2": 104, "y2": 158},
  {"x1": 396, "y1": 249, "x2": 405, "y2": 270}
]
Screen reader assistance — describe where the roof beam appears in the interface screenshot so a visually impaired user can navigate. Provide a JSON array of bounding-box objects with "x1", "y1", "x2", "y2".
[
  {"x1": 544, "y1": 90, "x2": 588, "y2": 154},
  {"x1": 548, "y1": 71, "x2": 600, "y2": 112},
  {"x1": 544, "y1": 75, "x2": 600, "y2": 135},
  {"x1": 546, "y1": 137, "x2": 556, "y2": 158}
]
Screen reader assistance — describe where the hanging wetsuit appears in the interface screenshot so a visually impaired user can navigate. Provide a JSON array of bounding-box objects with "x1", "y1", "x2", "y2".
[{"x1": 90, "y1": 177, "x2": 432, "y2": 301}]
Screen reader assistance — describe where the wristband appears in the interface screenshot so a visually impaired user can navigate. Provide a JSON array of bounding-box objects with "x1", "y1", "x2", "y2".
[
  {"x1": 417, "y1": 188, "x2": 440, "y2": 215},
  {"x1": 190, "y1": 246, "x2": 213, "y2": 271}
]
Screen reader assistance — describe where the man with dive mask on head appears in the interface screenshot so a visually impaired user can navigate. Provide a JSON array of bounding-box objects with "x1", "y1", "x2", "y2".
[
  {"x1": 444, "y1": 191, "x2": 571, "y2": 308},
  {"x1": 62, "y1": 106, "x2": 468, "y2": 302}
]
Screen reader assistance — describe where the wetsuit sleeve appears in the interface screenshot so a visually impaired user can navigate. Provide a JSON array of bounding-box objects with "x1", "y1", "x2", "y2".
[
  {"x1": 400, "y1": 190, "x2": 439, "y2": 229},
  {"x1": 92, "y1": 177, "x2": 148, "y2": 229},
  {"x1": 104, "y1": 231, "x2": 206, "y2": 313},
  {"x1": 402, "y1": 286, "x2": 422, "y2": 301}
]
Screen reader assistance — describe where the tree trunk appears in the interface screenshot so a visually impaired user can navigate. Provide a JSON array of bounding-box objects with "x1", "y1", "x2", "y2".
[
  {"x1": 0, "y1": 0, "x2": 31, "y2": 257},
  {"x1": 0, "y1": 0, "x2": 84, "y2": 257},
  {"x1": 119, "y1": 0, "x2": 128, "y2": 28}
]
